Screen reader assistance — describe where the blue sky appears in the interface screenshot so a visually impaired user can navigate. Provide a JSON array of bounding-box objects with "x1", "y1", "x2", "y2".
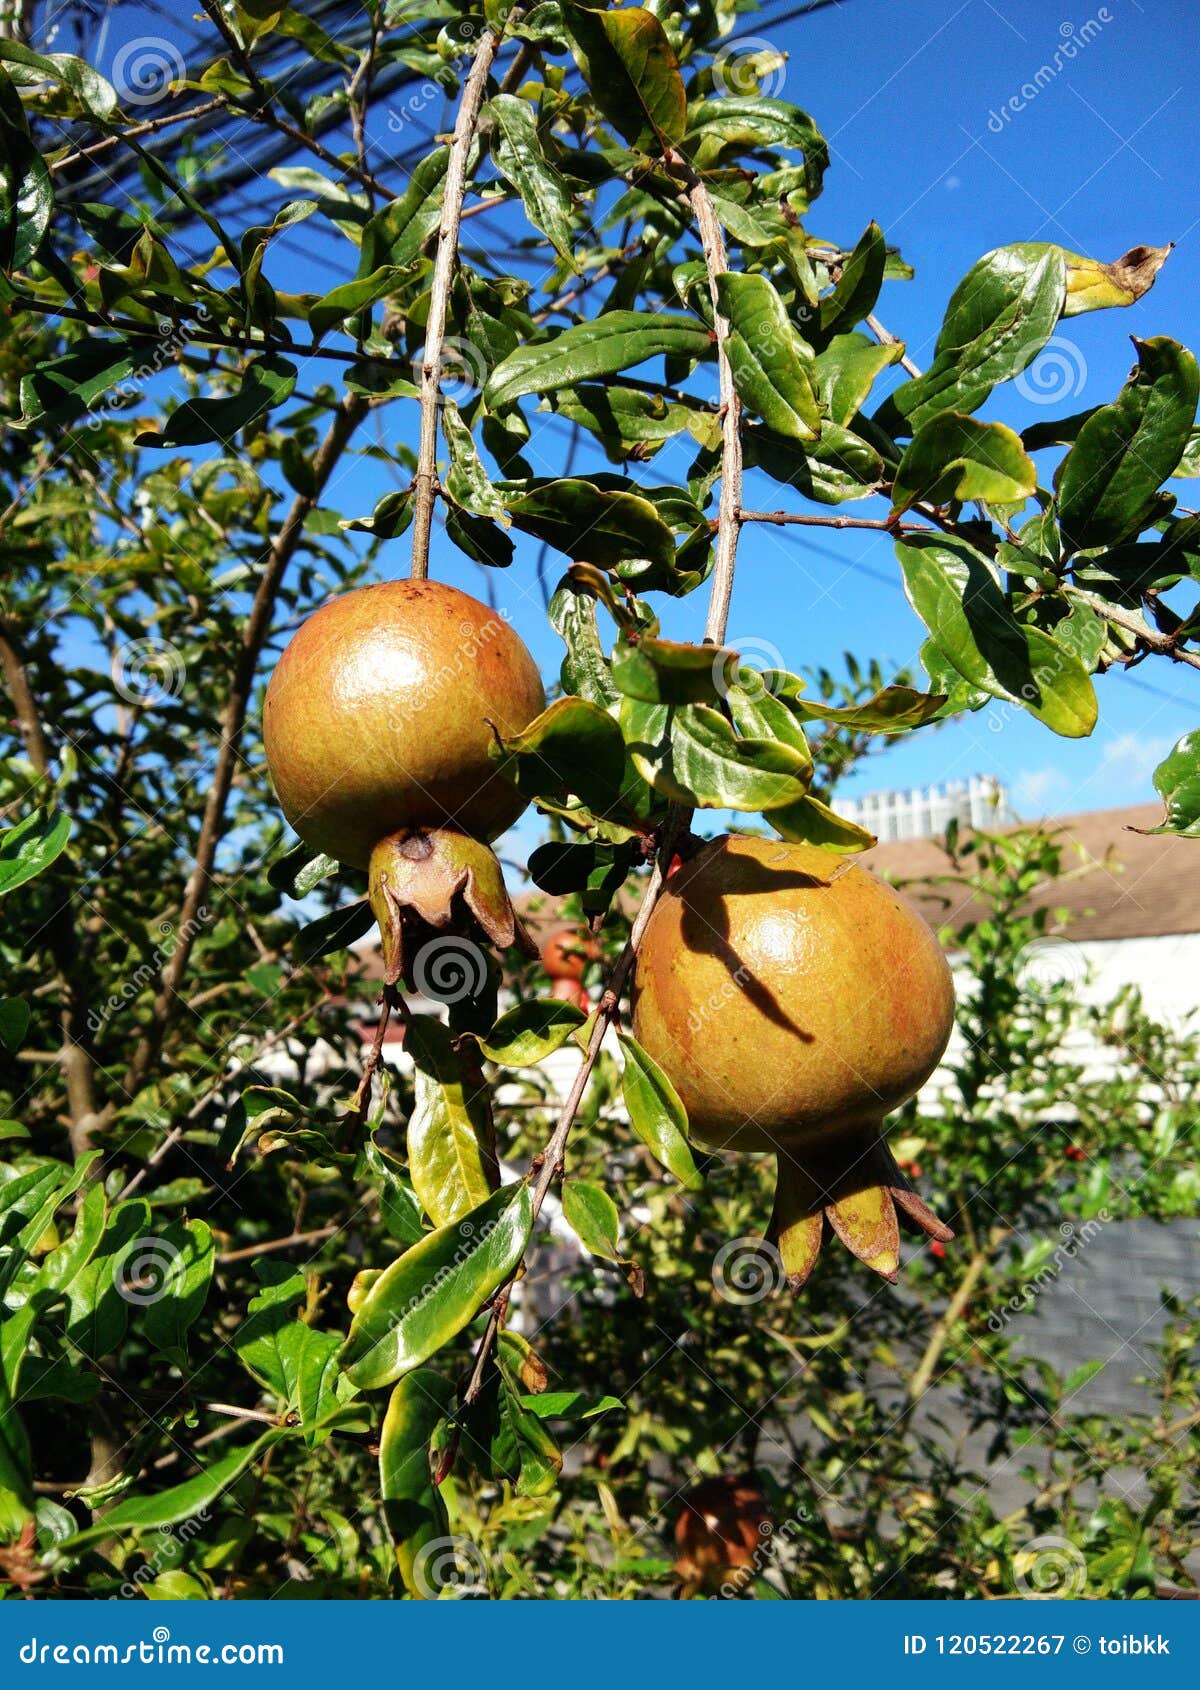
[{"x1": 73, "y1": 0, "x2": 1200, "y2": 847}]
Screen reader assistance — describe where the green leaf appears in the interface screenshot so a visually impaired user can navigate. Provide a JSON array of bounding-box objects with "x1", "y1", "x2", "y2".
[
  {"x1": 621, "y1": 699, "x2": 811, "y2": 812},
  {"x1": 19, "y1": 340, "x2": 139, "y2": 428},
  {"x1": 55, "y1": 1432, "x2": 283, "y2": 1551},
  {"x1": 379, "y1": 1369, "x2": 455, "y2": 1598},
  {"x1": 0, "y1": 43, "x2": 118, "y2": 121},
  {"x1": 364, "y1": 1139, "x2": 426, "y2": 1247},
  {"x1": 544, "y1": 385, "x2": 699, "y2": 455},
  {"x1": 549, "y1": 577, "x2": 621, "y2": 708},
  {"x1": 0, "y1": 997, "x2": 29, "y2": 1051},
  {"x1": 485, "y1": 312, "x2": 712, "y2": 410},
  {"x1": 618, "y1": 1033, "x2": 703, "y2": 1190},
  {"x1": 527, "y1": 839, "x2": 637, "y2": 916},
  {"x1": 1056, "y1": 337, "x2": 1200, "y2": 552},
  {"x1": 611, "y1": 634, "x2": 732, "y2": 705},
  {"x1": 486, "y1": 94, "x2": 577, "y2": 262},
  {"x1": 292, "y1": 898, "x2": 374, "y2": 965},
  {"x1": 474, "y1": 998, "x2": 588, "y2": 1065},
  {"x1": 235, "y1": 1264, "x2": 342, "y2": 1442},
  {"x1": 1139, "y1": 730, "x2": 1200, "y2": 838},
  {"x1": 140, "y1": 356, "x2": 296, "y2": 449},
  {"x1": 716, "y1": 271, "x2": 819, "y2": 442},
  {"x1": 505, "y1": 478, "x2": 676, "y2": 573},
  {"x1": 489, "y1": 695, "x2": 629, "y2": 817},
  {"x1": 564, "y1": 3, "x2": 687, "y2": 151},
  {"x1": 769, "y1": 792, "x2": 876, "y2": 851},
  {"x1": 562, "y1": 1178, "x2": 622, "y2": 1261},
  {"x1": 357, "y1": 145, "x2": 455, "y2": 271},
  {"x1": 892, "y1": 413, "x2": 1037, "y2": 513},
  {"x1": 405, "y1": 1016, "x2": 496, "y2": 1228},
  {"x1": 0, "y1": 808, "x2": 70, "y2": 897},
  {"x1": 307, "y1": 265, "x2": 406, "y2": 339},
  {"x1": 785, "y1": 684, "x2": 948, "y2": 734},
  {"x1": 877, "y1": 243, "x2": 1066, "y2": 433},
  {"x1": 813, "y1": 332, "x2": 903, "y2": 426},
  {"x1": 443, "y1": 400, "x2": 508, "y2": 523},
  {"x1": 520, "y1": 1389, "x2": 623, "y2": 1421},
  {"x1": 0, "y1": 70, "x2": 53, "y2": 272},
  {"x1": 686, "y1": 96, "x2": 828, "y2": 198},
  {"x1": 141, "y1": 1220, "x2": 214, "y2": 1362},
  {"x1": 819, "y1": 221, "x2": 886, "y2": 338},
  {"x1": 340, "y1": 1183, "x2": 533, "y2": 1390},
  {"x1": 743, "y1": 419, "x2": 884, "y2": 504},
  {"x1": 446, "y1": 507, "x2": 515, "y2": 569},
  {"x1": 895, "y1": 533, "x2": 1097, "y2": 738}
]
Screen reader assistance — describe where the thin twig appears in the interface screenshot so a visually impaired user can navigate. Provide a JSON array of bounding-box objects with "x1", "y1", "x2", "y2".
[
  {"x1": 49, "y1": 99, "x2": 228, "y2": 173},
  {"x1": 1063, "y1": 586, "x2": 1200, "y2": 672},
  {"x1": 410, "y1": 26, "x2": 502, "y2": 580},
  {"x1": 740, "y1": 509, "x2": 903, "y2": 531},
  {"x1": 216, "y1": 1226, "x2": 339, "y2": 1266},
  {"x1": 865, "y1": 311, "x2": 922, "y2": 379}
]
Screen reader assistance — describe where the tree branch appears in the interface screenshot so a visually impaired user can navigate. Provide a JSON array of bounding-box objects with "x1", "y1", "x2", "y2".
[
  {"x1": 1063, "y1": 586, "x2": 1200, "y2": 672},
  {"x1": 410, "y1": 26, "x2": 502, "y2": 580}
]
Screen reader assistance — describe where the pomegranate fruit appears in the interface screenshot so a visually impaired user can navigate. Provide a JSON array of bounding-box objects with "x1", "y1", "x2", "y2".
[
  {"x1": 631, "y1": 834, "x2": 955, "y2": 1286},
  {"x1": 541, "y1": 926, "x2": 599, "y2": 981},
  {"x1": 549, "y1": 975, "x2": 590, "y2": 1012},
  {"x1": 264, "y1": 579, "x2": 544, "y2": 868},
  {"x1": 673, "y1": 1475, "x2": 770, "y2": 1596}
]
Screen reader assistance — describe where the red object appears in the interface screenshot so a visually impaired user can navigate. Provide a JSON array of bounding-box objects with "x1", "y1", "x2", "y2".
[
  {"x1": 666, "y1": 852, "x2": 684, "y2": 879},
  {"x1": 549, "y1": 976, "x2": 590, "y2": 1012},
  {"x1": 1065, "y1": 1145, "x2": 1085, "y2": 1162},
  {"x1": 541, "y1": 927, "x2": 598, "y2": 981},
  {"x1": 929, "y1": 1239, "x2": 946, "y2": 1260}
]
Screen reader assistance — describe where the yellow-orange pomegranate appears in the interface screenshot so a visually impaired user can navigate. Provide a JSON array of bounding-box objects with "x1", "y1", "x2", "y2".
[
  {"x1": 631, "y1": 834, "x2": 955, "y2": 1285},
  {"x1": 541, "y1": 926, "x2": 599, "y2": 982},
  {"x1": 264, "y1": 579, "x2": 544, "y2": 869}
]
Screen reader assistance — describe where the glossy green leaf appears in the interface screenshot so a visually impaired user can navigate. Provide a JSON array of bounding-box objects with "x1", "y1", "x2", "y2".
[
  {"x1": 141, "y1": 356, "x2": 297, "y2": 449},
  {"x1": 308, "y1": 265, "x2": 406, "y2": 338},
  {"x1": 340, "y1": 1183, "x2": 533, "y2": 1390},
  {"x1": 291, "y1": 898, "x2": 374, "y2": 965},
  {"x1": 892, "y1": 413, "x2": 1037, "y2": 513},
  {"x1": 564, "y1": 3, "x2": 687, "y2": 151},
  {"x1": 474, "y1": 998, "x2": 588, "y2": 1065},
  {"x1": 813, "y1": 332, "x2": 904, "y2": 426},
  {"x1": 526, "y1": 837, "x2": 637, "y2": 916},
  {"x1": 357, "y1": 145, "x2": 455, "y2": 271},
  {"x1": 743, "y1": 419, "x2": 884, "y2": 503},
  {"x1": 443, "y1": 400, "x2": 508, "y2": 523},
  {"x1": 0, "y1": 72, "x2": 52, "y2": 272},
  {"x1": 1056, "y1": 337, "x2": 1200, "y2": 552},
  {"x1": 489, "y1": 695, "x2": 629, "y2": 817},
  {"x1": 549, "y1": 577, "x2": 621, "y2": 707},
  {"x1": 877, "y1": 243, "x2": 1066, "y2": 433},
  {"x1": 785, "y1": 684, "x2": 948, "y2": 733},
  {"x1": 562, "y1": 1178, "x2": 622, "y2": 1261},
  {"x1": 520, "y1": 1389, "x2": 624, "y2": 1421},
  {"x1": 686, "y1": 96, "x2": 828, "y2": 198},
  {"x1": 235, "y1": 1264, "x2": 342, "y2": 1442},
  {"x1": 0, "y1": 43, "x2": 118, "y2": 121},
  {"x1": 611, "y1": 634, "x2": 732, "y2": 705},
  {"x1": 895, "y1": 534, "x2": 1097, "y2": 738},
  {"x1": 485, "y1": 312, "x2": 711, "y2": 410},
  {"x1": 1140, "y1": 730, "x2": 1200, "y2": 838},
  {"x1": 769, "y1": 793, "x2": 876, "y2": 852},
  {"x1": 405, "y1": 1016, "x2": 496, "y2": 1228},
  {"x1": 717, "y1": 271, "x2": 819, "y2": 442},
  {"x1": 618, "y1": 1033, "x2": 703, "y2": 1190},
  {"x1": 486, "y1": 94, "x2": 577, "y2": 261},
  {"x1": 819, "y1": 221, "x2": 886, "y2": 338},
  {"x1": 504, "y1": 477, "x2": 675, "y2": 571},
  {"x1": 19, "y1": 341, "x2": 140, "y2": 428},
  {"x1": 544, "y1": 385, "x2": 699, "y2": 455},
  {"x1": 621, "y1": 699, "x2": 811, "y2": 812},
  {"x1": 379, "y1": 1369, "x2": 455, "y2": 1598},
  {"x1": 0, "y1": 808, "x2": 70, "y2": 897},
  {"x1": 363, "y1": 1139, "x2": 427, "y2": 1247},
  {"x1": 142, "y1": 1220, "x2": 214, "y2": 1361}
]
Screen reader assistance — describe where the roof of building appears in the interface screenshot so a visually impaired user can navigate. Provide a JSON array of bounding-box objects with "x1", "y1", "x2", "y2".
[{"x1": 863, "y1": 802, "x2": 1199, "y2": 943}]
